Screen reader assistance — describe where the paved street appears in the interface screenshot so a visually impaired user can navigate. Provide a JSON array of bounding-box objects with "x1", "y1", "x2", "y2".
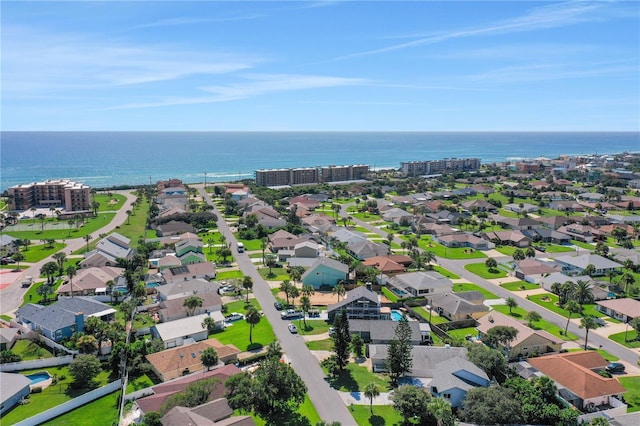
[{"x1": 197, "y1": 186, "x2": 356, "y2": 426}]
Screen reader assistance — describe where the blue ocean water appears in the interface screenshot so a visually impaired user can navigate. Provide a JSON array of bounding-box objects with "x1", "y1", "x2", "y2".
[{"x1": 1, "y1": 132, "x2": 638, "y2": 191}]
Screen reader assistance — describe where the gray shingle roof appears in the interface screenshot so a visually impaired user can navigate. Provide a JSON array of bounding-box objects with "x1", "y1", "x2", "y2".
[{"x1": 16, "y1": 297, "x2": 114, "y2": 333}]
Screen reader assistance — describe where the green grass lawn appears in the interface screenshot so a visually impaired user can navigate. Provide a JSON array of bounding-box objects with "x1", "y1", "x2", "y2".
[
  {"x1": 306, "y1": 338, "x2": 333, "y2": 351},
  {"x1": 539, "y1": 243, "x2": 576, "y2": 253},
  {"x1": 235, "y1": 238, "x2": 264, "y2": 251},
  {"x1": 1, "y1": 365, "x2": 111, "y2": 425},
  {"x1": 257, "y1": 267, "x2": 289, "y2": 281},
  {"x1": 211, "y1": 300, "x2": 276, "y2": 351},
  {"x1": 413, "y1": 307, "x2": 449, "y2": 324},
  {"x1": 417, "y1": 238, "x2": 486, "y2": 260},
  {"x1": 1, "y1": 264, "x2": 29, "y2": 270},
  {"x1": 447, "y1": 326, "x2": 479, "y2": 340},
  {"x1": 453, "y1": 283, "x2": 499, "y2": 299},
  {"x1": 619, "y1": 377, "x2": 640, "y2": 413},
  {"x1": 215, "y1": 270, "x2": 245, "y2": 280},
  {"x1": 500, "y1": 281, "x2": 540, "y2": 291},
  {"x1": 4, "y1": 214, "x2": 116, "y2": 240},
  {"x1": 323, "y1": 363, "x2": 390, "y2": 392},
  {"x1": 11, "y1": 339, "x2": 54, "y2": 360},
  {"x1": 93, "y1": 193, "x2": 127, "y2": 212},
  {"x1": 41, "y1": 391, "x2": 121, "y2": 426},
  {"x1": 21, "y1": 278, "x2": 63, "y2": 307},
  {"x1": 495, "y1": 246, "x2": 517, "y2": 256},
  {"x1": 565, "y1": 348, "x2": 619, "y2": 362},
  {"x1": 432, "y1": 265, "x2": 460, "y2": 279},
  {"x1": 110, "y1": 199, "x2": 150, "y2": 242},
  {"x1": 19, "y1": 243, "x2": 67, "y2": 263},
  {"x1": 570, "y1": 240, "x2": 595, "y2": 251},
  {"x1": 492, "y1": 304, "x2": 577, "y2": 340},
  {"x1": 608, "y1": 330, "x2": 640, "y2": 349},
  {"x1": 527, "y1": 294, "x2": 605, "y2": 319},
  {"x1": 296, "y1": 319, "x2": 331, "y2": 335},
  {"x1": 351, "y1": 404, "x2": 404, "y2": 426},
  {"x1": 464, "y1": 262, "x2": 508, "y2": 279}
]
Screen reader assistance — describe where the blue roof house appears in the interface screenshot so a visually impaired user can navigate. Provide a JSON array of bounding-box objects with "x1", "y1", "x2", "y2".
[
  {"x1": 15, "y1": 297, "x2": 116, "y2": 342},
  {"x1": 301, "y1": 258, "x2": 348, "y2": 289}
]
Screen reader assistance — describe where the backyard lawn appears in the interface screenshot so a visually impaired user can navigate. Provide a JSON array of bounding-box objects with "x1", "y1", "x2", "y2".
[
  {"x1": 619, "y1": 377, "x2": 640, "y2": 413},
  {"x1": 323, "y1": 363, "x2": 390, "y2": 392},
  {"x1": 351, "y1": 404, "x2": 404, "y2": 426},
  {"x1": 413, "y1": 306, "x2": 449, "y2": 324},
  {"x1": 11, "y1": 339, "x2": 54, "y2": 360},
  {"x1": 42, "y1": 391, "x2": 121, "y2": 426}
]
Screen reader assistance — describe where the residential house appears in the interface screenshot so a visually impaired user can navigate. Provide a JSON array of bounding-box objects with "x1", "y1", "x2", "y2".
[
  {"x1": 292, "y1": 241, "x2": 319, "y2": 258},
  {"x1": 429, "y1": 357, "x2": 491, "y2": 408},
  {"x1": 521, "y1": 228, "x2": 572, "y2": 244},
  {"x1": 0, "y1": 328, "x2": 20, "y2": 351},
  {"x1": 476, "y1": 311, "x2": 562, "y2": 359},
  {"x1": 497, "y1": 217, "x2": 543, "y2": 231},
  {"x1": 349, "y1": 319, "x2": 426, "y2": 345},
  {"x1": 153, "y1": 255, "x2": 182, "y2": 271},
  {"x1": 504, "y1": 203, "x2": 539, "y2": 214},
  {"x1": 537, "y1": 215, "x2": 572, "y2": 230},
  {"x1": 0, "y1": 373, "x2": 31, "y2": 415},
  {"x1": 155, "y1": 220, "x2": 196, "y2": 237},
  {"x1": 556, "y1": 223, "x2": 597, "y2": 243},
  {"x1": 362, "y1": 255, "x2": 411, "y2": 275},
  {"x1": 483, "y1": 230, "x2": 532, "y2": 247},
  {"x1": 461, "y1": 199, "x2": 497, "y2": 213},
  {"x1": 156, "y1": 278, "x2": 219, "y2": 302},
  {"x1": 427, "y1": 292, "x2": 489, "y2": 321},
  {"x1": 436, "y1": 233, "x2": 492, "y2": 250},
  {"x1": 417, "y1": 222, "x2": 457, "y2": 237},
  {"x1": 268, "y1": 229, "x2": 299, "y2": 251},
  {"x1": 596, "y1": 298, "x2": 640, "y2": 323},
  {"x1": 327, "y1": 286, "x2": 389, "y2": 321},
  {"x1": 427, "y1": 210, "x2": 467, "y2": 225},
  {"x1": 381, "y1": 207, "x2": 414, "y2": 224},
  {"x1": 301, "y1": 257, "x2": 348, "y2": 289},
  {"x1": 56, "y1": 266, "x2": 124, "y2": 297},
  {"x1": 158, "y1": 292, "x2": 223, "y2": 323},
  {"x1": 246, "y1": 207, "x2": 287, "y2": 229},
  {"x1": 513, "y1": 258, "x2": 561, "y2": 282},
  {"x1": 15, "y1": 297, "x2": 116, "y2": 342},
  {"x1": 386, "y1": 271, "x2": 453, "y2": 298},
  {"x1": 175, "y1": 239, "x2": 207, "y2": 265},
  {"x1": 161, "y1": 263, "x2": 216, "y2": 285},
  {"x1": 145, "y1": 339, "x2": 240, "y2": 381},
  {"x1": 554, "y1": 254, "x2": 622, "y2": 276},
  {"x1": 161, "y1": 398, "x2": 255, "y2": 426},
  {"x1": 135, "y1": 364, "x2": 241, "y2": 414},
  {"x1": 549, "y1": 200, "x2": 586, "y2": 212},
  {"x1": 528, "y1": 352, "x2": 626, "y2": 413},
  {"x1": 80, "y1": 232, "x2": 135, "y2": 268},
  {"x1": 151, "y1": 313, "x2": 220, "y2": 349},
  {"x1": 300, "y1": 213, "x2": 336, "y2": 235},
  {"x1": 347, "y1": 238, "x2": 389, "y2": 260}
]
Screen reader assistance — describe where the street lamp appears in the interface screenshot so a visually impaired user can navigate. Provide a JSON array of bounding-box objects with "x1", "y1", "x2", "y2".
[{"x1": 426, "y1": 302, "x2": 433, "y2": 323}]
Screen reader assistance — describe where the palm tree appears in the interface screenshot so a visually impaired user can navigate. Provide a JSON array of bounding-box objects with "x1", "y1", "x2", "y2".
[
  {"x1": 620, "y1": 272, "x2": 635, "y2": 295},
  {"x1": 289, "y1": 266, "x2": 303, "y2": 285},
  {"x1": 332, "y1": 283, "x2": 346, "y2": 302},
  {"x1": 202, "y1": 316, "x2": 217, "y2": 334},
  {"x1": 200, "y1": 347, "x2": 219, "y2": 371},
  {"x1": 580, "y1": 316, "x2": 600, "y2": 350},
  {"x1": 525, "y1": 247, "x2": 536, "y2": 258},
  {"x1": 40, "y1": 261, "x2": 58, "y2": 285},
  {"x1": 84, "y1": 234, "x2": 93, "y2": 253},
  {"x1": 564, "y1": 300, "x2": 581, "y2": 336},
  {"x1": 301, "y1": 284, "x2": 315, "y2": 298},
  {"x1": 300, "y1": 296, "x2": 312, "y2": 327},
  {"x1": 427, "y1": 397, "x2": 454, "y2": 426},
  {"x1": 506, "y1": 297, "x2": 518, "y2": 315},
  {"x1": 37, "y1": 283, "x2": 53, "y2": 304},
  {"x1": 485, "y1": 257, "x2": 498, "y2": 272},
  {"x1": 66, "y1": 265, "x2": 77, "y2": 298},
  {"x1": 512, "y1": 249, "x2": 525, "y2": 261},
  {"x1": 261, "y1": 237, "x2": 268, "y2": 265},
  {"x1": 242, "y1": 275, "x2": 253, "y2": 304},
  {"x1": 106, "y1": 279, "x2": 116, "y2": 303},
  {"x1": 289, "y1": 286, "x2": 300, "y2": 308},
  {"x1": 125, "y1": 210, "x2": 131, "y2": 225},
  {"x1": 280, "y1": 280, "x2": 292, "y2": 306},
  {"x1": 183, "y1": 295, "x2": 203, "y2": 316},
  {"x1": 245, "y1": 306, "x2": 261, "y2": 344},
  {"x1": 12, "y1": 252, "x2": 25, "y2": 270},
  {"x1": 572, "y1": 280, "x2": 594, "y2": 308},
  {"x1": 364, "y1": 383, "x2": 380, "y2": 414},
  {"x1": 559, "y1": 281, "x2": 577, "y2": 306}
]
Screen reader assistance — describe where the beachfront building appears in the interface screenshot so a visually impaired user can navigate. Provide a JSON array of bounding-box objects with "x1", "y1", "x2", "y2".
[
  {"x1": 254, "y1": 164, "x2": 369, "y2": 187},
  {"x1": 8, "y1": 179, "x2": 92, "y2": 212},
  {"x1": 400, "y1": 158, "x2": 481, "y2": 177}
]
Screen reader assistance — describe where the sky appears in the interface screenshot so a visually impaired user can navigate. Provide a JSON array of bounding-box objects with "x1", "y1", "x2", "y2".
[{"x1": 1, "y1": 0, "x2": 639, "y2": 131}]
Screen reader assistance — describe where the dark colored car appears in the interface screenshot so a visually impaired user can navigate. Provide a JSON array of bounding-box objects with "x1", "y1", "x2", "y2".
[
  {"x1": 534, "y1": 246, "x2": 546, "y2": 252},
  {"x1": 606, "y1": 362, "x2": 625, "y2": 374},
  {"x1": 274, "y1": 301, "x2": 283, "y2": 311}
]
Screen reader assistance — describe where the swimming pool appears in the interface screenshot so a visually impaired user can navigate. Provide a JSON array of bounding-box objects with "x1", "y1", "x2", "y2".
[
  {"x1": 390, "y1": 310, "x2": 405, "y2": 321},
  {"x1": 26, "y1": 372, "x2": 51, "y2": 385},
  {"x1": 146, "y1": 282, "x2": 160, "y2": 288}
]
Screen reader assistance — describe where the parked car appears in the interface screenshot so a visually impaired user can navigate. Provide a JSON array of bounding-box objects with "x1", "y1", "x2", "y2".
[
  {"x1": 281, "y1": 309, "x2": 303, "y2": 319},
  {"x1": 328, "y1": 327, "x2": 335, "y2": 336},
  {"x1": 274, "y1": 301, "x2": 283, "y2": 311},
  {"x1": 226, "y1": 312, "x2": 244, "y2": 322},
  {"x1": 606, "y1": 362, "x2": 625, "y2": 374},
  {"x1": 288, "y1": 323, "x2": 298, "y2": 334},
  {"x1": 533, "y1": 245, "x2": 546, "y2": 252}
]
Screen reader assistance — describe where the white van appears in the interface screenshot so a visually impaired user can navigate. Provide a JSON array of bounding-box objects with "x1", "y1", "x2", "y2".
[{"x1": 236, "y1": 242, "x2": 245, "y2": 253}]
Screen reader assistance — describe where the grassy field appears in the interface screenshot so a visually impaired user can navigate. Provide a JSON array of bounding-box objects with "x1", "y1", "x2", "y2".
[
  {"x1": 323, "y1": 363, "x2": 390, "y2": 392},
  {"x1": 110, "y1": 198, "x2": 149, "y2": 242},
  {"x1": 417, "y1": 238, "x2": 486, "y2": 260},
  {"x1": 215, "y1": 270, "x2": 245, "y2": 280},
  {"x1": 492, "y1": 304, "x2": 577, "y2": 340},
  {"x1": 351, "y1": 404, "x2": 404, "y2": 426},
  {"x1": 608, "y1": 330, "x2": 640, "y2": 349},
  {"x1": 413, "y1": 306, "x2": 449, "y2": 324},
  {"x1": 93, "y1": 193, "x2": 126, "y2": 212},
  {"x1": 432, "y1": 265, "x2": 460, "y2": 279},
  {"x1": 464, "y1": 262, "x2": 508, "y2": 279},
  {"x1": 3, "y1": 214, "x2": 116, "y2": 240},
  {"x1": 500, "y1": 281, "x2": 540, "y2": 291},
  {"x1": 41, "y1": 391, "x2": 121, "y2": 426},
  {"x1": 211, "y1": 299, "x2": 276, "y2": 351},
  {"x1": 257, "y1": 266, "x2": 290, "y2": 281},
  {"x1": 495, "y1": 246, "x2": 517, "y2": 256},
  {"x1": 453, "y1": 283, "x2": 499, "y2": 299},
  {"x1": 19, "y1": 243, "x2": 67, "y2": 263},
  {"x1": 11, "y1": 339, "x2": 54, "y2": 360},
  {"x1": 306, "y1": 338, "x2": 333, "y2": 351},
  {"x1": 570, "y1": 240, "x2": 595, "y2": 251},
  {"x1": 296, "y1": 319, "x2": 331, "y2": 335},
  {"x1": 619, "y1": 377, "x2": 640, "y2": 413},
  {"x1": 447, "y1": 326, "x2": 479, "y2": 340},
  {"x1": 21, "y1": 278, "x2": 63, "y2": 307},
  {"x1": 527, "y1": 293, "x2": 605, "y2": 319},
  {"x1": 1, "y1": 365, "x2": 112, "y2": 425}
]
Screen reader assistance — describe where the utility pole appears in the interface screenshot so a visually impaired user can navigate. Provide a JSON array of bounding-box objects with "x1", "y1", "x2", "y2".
[{"x1": 204, "y1": 171, "x2": 207, "y2": 189}]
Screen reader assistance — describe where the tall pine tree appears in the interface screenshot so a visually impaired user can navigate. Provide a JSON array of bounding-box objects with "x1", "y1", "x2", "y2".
[
  {"x1": 332, "y1": 309, "x2": 351, "y2": 370},
  {"x1": 386, "y1": 317, "x2": 413, "y2": 386}
]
